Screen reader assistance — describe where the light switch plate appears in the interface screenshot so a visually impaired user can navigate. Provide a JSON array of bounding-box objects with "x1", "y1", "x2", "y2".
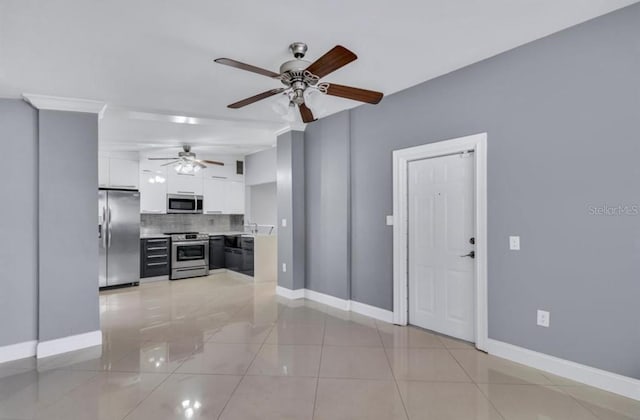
[
  {"x1": 386, "y1": 215, "x2": 394, "y2": 226},
  {"x1": 509, "y1": 236, "x2": 520, "y2": 250},
  {"x1": 281, "y1": 218, "x2": 287, "y2": 227},
  {"x1": 282, "y1": 263, "x2": 287, "y2": 273},
  {"x1": 537, "y1": 310, "x2": 550, "y2": 327}
]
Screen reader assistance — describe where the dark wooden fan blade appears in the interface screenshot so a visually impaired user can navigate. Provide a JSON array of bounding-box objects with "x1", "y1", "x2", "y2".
[
  {"x1": 148, "y1": 157, "x2": 179, "y2": 160},
  {"x1": 306, "y1": 45, "x2": 357, "y2": 78},
  {"x1": 299, "y1": 103, "x2": 316, "y2": 123},
  {"x1": 228, "y1": 88, "x2": 286, "y2": 109},
  {"x1": 202, "y1": 160, "x2": 225, "y2": 166},
  {"x1": 324, "y1": 83, "x2": 383, "y2": 104},
  {"x1": 214, "y1": 58, "x2": 280, "y2": 78},
  {"x1": 160, "y1": 160, "x2": 180, "y2": 167}
]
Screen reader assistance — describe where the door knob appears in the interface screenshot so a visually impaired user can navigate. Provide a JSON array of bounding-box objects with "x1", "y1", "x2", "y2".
[{"x1": 460, "y1": 251, "x2": 475, "y2": 259}]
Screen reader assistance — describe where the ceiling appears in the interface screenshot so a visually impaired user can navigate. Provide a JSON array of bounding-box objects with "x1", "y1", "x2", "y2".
[
  {"x1": 1, "y1": 0, "x2": 636, "y2": 154},
  {"x1": 99, "y1": 106, "x2": 284, "y2": 154}
]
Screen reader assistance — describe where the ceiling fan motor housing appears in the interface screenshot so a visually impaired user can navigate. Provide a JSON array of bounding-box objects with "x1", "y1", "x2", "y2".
[{"x1": 289, "y1": 42, "x2": 308, "y2": 59}]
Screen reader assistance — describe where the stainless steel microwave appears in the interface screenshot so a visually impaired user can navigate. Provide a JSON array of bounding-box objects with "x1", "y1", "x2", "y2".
[{"x1": 167, "y1": 194, "x2": 203, "y2": 214}]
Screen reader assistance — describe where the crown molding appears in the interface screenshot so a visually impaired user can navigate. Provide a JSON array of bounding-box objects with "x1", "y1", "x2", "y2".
[
  {"x1": 289, "y1": 122, "x2": 307, "y2": 132},
  {"x1": 23, "y1": 93, "x2": 107, "y2": 116},
  {"x1": 274, "y1": 122, "x2": 308, "y2": 137}
]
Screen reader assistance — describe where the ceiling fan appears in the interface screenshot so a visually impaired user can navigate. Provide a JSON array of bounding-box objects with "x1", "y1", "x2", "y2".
[
  {"x1": 148, "y1": 145, "x2": 224, "y2": 174},
  {"x1": 214, "y1": 43, "x2": 384, "y2": 123}
]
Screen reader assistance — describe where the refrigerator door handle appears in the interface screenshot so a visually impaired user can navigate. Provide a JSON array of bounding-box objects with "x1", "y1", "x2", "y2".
[
  {"x1": 107, "y1": 207, "x2": 112, "y2": 248},
  {"x1": 102, "y1": 206, "x2": 108, "y2": 249}
]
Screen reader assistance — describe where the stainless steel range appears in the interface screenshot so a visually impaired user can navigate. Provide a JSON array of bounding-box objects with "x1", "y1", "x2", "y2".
[{"x1": 166, "y1": 232, "x2": 209, "y2": 280}]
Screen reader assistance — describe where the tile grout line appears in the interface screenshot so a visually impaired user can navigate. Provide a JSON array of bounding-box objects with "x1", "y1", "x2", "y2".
[
  {"x1": 310, "y1": 308, "x2": 327, "y2": 419},
  {"x1": 120, "y1": 371, "x2": 174, "y2": 420},
  {"x1": 121, "y1": 336, "x2": 206, "y2": 420},
  {"x1": 548, "y1": 383, "x2": 608, "y2": 420},
  {"x1": 440, "y1": 337, "x2": 507, "y2": 420},
  {"x1": 215, "y1": 300, "x2": 278, "y2": 420},
  {"x1": 375, "y1": 323, "x2": 412, "y2": 420}
]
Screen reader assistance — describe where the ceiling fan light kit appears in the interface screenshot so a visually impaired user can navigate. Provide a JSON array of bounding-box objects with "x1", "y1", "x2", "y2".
[
  {"x1": 148, "y1": 145, "x2": 224, "y2": 175},
  {"x1": 214, "y1": 42, "x2": 384, "y2": 123}
]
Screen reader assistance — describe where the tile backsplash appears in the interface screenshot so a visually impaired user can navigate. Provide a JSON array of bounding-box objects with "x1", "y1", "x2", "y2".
[{"x1": 141, "y1": 214, "x2": 245, "y2": 235}]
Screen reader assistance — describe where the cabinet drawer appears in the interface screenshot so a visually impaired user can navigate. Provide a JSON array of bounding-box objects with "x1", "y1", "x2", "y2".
[
  {"x1": 144, "y1": 261, "x2": 170, "y2": 277},
  {"x1": 143, "y1": 239, "x2": 169, "y2": 255},
  {"x1": 141, "y1": 238, "x2": 171, "y2": 277}
]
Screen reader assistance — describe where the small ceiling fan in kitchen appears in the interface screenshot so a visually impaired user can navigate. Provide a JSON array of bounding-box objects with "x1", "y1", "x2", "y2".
[
  {"x1": 214, "y1": 43, "x2": 384, "y2": 123},
  {"x1": 148, "y1": 145, "x2": 224, "y2": 174}
]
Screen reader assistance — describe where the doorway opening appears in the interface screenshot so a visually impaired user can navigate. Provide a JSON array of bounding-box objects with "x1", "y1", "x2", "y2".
[{"x1": 392, "y1": 133, "x2": 488, "y2": 351}]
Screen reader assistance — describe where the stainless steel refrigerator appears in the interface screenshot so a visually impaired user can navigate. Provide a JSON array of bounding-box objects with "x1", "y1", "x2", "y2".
[{"x1": 98, "y1": 189, "x2": 140, "y2": 288}]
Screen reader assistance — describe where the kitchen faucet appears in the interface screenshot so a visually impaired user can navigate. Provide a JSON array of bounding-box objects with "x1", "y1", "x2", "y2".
[{"x1": 244, "y1": 222, "x2": 258, "y2": 235}]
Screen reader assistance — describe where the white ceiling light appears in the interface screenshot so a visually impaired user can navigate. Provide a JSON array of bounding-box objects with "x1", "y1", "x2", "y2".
[
  {"x1": 148, "y1": 175, "x2": 166, "y2": 184},
  {"x1": 304, "y1": 89, "x2": 326, "y2": 118}
]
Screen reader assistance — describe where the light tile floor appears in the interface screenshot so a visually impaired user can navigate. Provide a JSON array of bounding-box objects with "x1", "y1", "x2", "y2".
[{"x1": 0, "y1": 272, "x2": 639, "y2": 419}]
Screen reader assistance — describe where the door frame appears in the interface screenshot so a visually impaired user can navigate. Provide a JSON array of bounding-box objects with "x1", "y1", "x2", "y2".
[{"x1": 392, "y1": 132, "x2": 488, "y2": 351}]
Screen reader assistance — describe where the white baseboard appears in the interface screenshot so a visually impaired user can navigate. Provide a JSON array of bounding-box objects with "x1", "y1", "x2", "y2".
[
  {"x1": 350, "y1": 300, "x2": 394, "y2": 323},
  {"x1": 275, "y1": 286, "x2": 393, "y2": 323},
  {"x1": 487, "y1": 339, "x2": 640, "y2": 401},
  {"x1": 304, "y1": 289, "x2": 350, "y2": 311},
  {"x1": 276, "y1": 286, "x2": 305, "y2": 300},
  {"x1": 37, "y1": 330, "x2": 103, "y2": 359},
  {"x1": 0, "y1": 340, "x2": 37, "y2": 363}
]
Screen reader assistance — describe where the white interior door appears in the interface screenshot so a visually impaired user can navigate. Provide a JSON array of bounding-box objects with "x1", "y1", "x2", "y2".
[{"x1": 408, "y1": 152, "x2": 475, "y2": 341}]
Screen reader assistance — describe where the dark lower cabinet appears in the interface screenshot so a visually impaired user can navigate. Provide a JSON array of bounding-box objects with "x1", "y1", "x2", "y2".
[
  {"x1": 225, "y1": 247, "x2": 242, "y2": 272},
  {"x1": 240, "y1": 237, "x2": 254, "y2": 276},
  {"x1": 140, "y1": 238, "x2": 170, "y2": 278},
  {"x1": 209, "y1": 236, "x2": 225, "y2": 269}
]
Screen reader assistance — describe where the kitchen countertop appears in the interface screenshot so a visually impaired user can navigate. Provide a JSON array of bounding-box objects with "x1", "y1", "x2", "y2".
[
  {"x1": 140, "y1": 233, "x2": 170, "y2": 239},
  {"x1": 205, "y1": 231, "x2": 247, "y2": 236},
  {"x1": 140, "y1": 231, "x2": 248, "y2": 239}
]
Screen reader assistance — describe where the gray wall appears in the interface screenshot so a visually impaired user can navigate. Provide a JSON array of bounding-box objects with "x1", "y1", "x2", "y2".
[
  {"x1": 38, "y1": 110, "x2": 100, "y2": 341},
  {"x1": 0, "y1": 99, "x2": 38, "y2": 347},
  {"x1": 277, "y1": 131, "x2": 305, "y2": 290},
  {"x1": 304, "y1": 4, "x2": 640, "y2": 379},
  {"x1": 305, "y1": 111, "x2": 351, "y2": 299},
  {"x1": 245, "y1": 147, "x2": 278, "y2": 231},
  {"x1": 249, "y1": 182, "x2": 277, "y2": 228},
  {"x1": 245, "y1": 147, "x2": 277, "y2": 186}
]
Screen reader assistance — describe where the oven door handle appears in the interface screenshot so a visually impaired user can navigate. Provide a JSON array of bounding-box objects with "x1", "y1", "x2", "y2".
[{"x1": 173, "y1": 241, "x2": 208, "y2": 246}]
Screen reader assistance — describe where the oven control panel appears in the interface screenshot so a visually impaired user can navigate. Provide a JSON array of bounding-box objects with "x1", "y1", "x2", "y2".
[{"x1": 171, "y1": 233, "x2": 209, "y2": 241}]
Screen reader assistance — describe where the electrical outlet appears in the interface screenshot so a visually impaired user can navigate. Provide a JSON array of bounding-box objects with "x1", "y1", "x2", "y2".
[
  {"x1": 509, "y1": 236, "x2": 520, "y2": 250},
  {"x1": 537, "y1": 310, "x2": 550, "y2": 327},
  {"x1": 282, "y1": 263, "x2": 287, "y2": 273},
  {"x1": 281, "y1": 218, "x2": 287, "y2": 227}
]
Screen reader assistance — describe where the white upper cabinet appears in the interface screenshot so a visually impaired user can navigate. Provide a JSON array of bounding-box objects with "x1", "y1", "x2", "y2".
[
  {"x1": 167, "y1": 171, "x2": 203, "y2": 195},
  {"x1": 203, "y1": 178, "x2": 226, "y2": 214},
  {"x1": 99, "y1": 156, "x2": 139, "y2": 190},
  {"x1": 108, "y1": 158, "x2": 139, "y2": 190},
  {"x1": 225, "y1": 181, "x2": 245, "y2": 214},
  {"x1": 98, "y1": 156, "x2": 109, "y2": 188},
  {"x1": 139, "y1": 167, "x2": 168, "y2": 214}
]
